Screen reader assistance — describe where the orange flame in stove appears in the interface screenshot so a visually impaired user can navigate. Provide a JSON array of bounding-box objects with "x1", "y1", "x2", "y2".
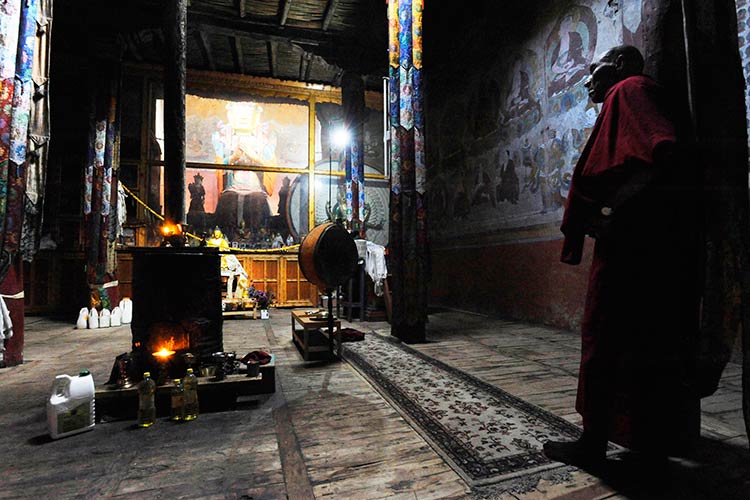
[
  {"x1": 152, "y1": 336, "x2": 177, "y2": 359},
  {"x1": 161, "y1": 223, "x2": 182, "y2": 237}
]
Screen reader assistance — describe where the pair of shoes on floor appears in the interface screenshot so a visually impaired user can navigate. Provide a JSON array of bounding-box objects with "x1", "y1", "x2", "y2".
[{"x1": 543, "y1": 435, "x2": 607, "y2": 467}]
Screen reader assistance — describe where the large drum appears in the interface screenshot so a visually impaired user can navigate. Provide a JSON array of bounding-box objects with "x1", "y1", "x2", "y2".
[{"x1": 299, "y1": 223, "x2": 358, "y2": 288}]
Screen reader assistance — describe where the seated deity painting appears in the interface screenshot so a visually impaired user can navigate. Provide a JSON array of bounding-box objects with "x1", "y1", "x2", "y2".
[{"x1": 184, "y1": 94, "x2": 309, "y2": 169}]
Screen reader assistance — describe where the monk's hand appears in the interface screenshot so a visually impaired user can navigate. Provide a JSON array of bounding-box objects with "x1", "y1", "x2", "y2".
[{"x1": 585, "y1": 206, "x2": 614, "y2": 240}]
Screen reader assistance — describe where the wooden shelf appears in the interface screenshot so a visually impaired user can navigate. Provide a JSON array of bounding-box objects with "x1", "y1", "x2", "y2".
[{"x1": 291, "y1": 310, "x2": 341, "y2": 361}]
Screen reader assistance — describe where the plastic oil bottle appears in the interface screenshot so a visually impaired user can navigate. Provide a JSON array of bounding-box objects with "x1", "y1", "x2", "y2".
[
  {"x1": 137, "y1": 372, "x2": 156, "y2": 428},
  {"x1": 170, "y1": 379, "x2": 184, "y2": 421},
  {"x1": 47, "y1": 370, "x2": 96, "y2": 439},
  {"x1": 183, "y1": 368, "x2": 199, "y2": 421}
]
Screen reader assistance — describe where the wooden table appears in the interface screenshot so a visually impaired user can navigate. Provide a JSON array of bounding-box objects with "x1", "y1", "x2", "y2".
[
  {"x1": 95, "y1": 354, "x2": 276, "y2": 420},
  {"x1": 291, "y1": 310, "x2": 341, "y2": 361},
  {"x1": 222, "y1": 297, "x2": 258, "y2": 318}
]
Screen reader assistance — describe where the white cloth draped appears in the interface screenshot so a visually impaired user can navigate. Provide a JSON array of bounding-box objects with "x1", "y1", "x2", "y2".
[
  {"x1": 365, "y1": 241, "x2": 388, "y2": 297},
  {"x1": 0, "y1": 297, "x2": 14, "y2": 364}
]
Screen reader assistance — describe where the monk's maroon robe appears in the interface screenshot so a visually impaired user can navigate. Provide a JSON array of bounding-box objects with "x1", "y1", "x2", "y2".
[{"x1": 561, "y1": 75, "x2": 702, "y2": 452}]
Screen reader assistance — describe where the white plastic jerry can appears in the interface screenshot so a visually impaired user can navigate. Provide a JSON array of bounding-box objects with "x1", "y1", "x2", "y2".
[
  {"x1": 88, "y1": 308, "x2": 99, "y2": 329},
  {"x1": 110, "y1": 306, "x2": 122, "y2": 327},
  {"x1": 99, "y1": 308, "x2": 111, "y2": 328},
  {"x1": 76, "y1": 307, "x2": 88, "y2": 329},
  {"x1": 120, "y1": 298, "x2": 133, "y2": 324},
  {"x1": 47, "y1": 370, "x2": 96, "y2": 439}
]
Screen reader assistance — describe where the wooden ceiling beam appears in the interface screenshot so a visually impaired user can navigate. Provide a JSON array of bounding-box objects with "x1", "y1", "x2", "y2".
[
  {"x1": 322, "y1": 0, "x2": 341, "y2": 31},
  {"x1": 333, "y1": 67, "x2": 344, "y2": 86},
  {"x1": 195, "y1": 30, "x2": 216, "y2": 71},
  {"x1": 231, "y1": 36, "x2": 244, "y2": 74},
  {"x1": 267, "y1": 40, "x2": 277, "y2": 78},
  {"x1": 299, "y1": 51, "x2": 312, "y2": 81},
  {"x1": 189, "y1": 10, "x2": 335, "y2": 47},
  {"x1": 304, "y1": 53, "x2": 313, "y2": 81},
  {"x1": 236, "y1": 0, "x2": 246, "y2": 18},
  {"x1": 278, "y1": 0, "x2": 293, "y2": 26}
]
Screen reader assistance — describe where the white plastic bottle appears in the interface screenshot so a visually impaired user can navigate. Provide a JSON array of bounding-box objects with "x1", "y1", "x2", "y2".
[
  {"x1": 76, "y1": 307, "x2": 88, "y2": 329},
  {"x1": 88, "y1": 308, "x2": 99, "y2": 329},
  {"x1": 120, "y1": 298, "x2": 133, "y2": 324},
  {"x1": 99, "y1": 308, "x2": 111, "y2": 328},
  {"x1": 47, "y1": 370, "x2": 96, "y2": 439},
  {"x1": 111, "y1": 306, "x2": 122, "y2": 327}
]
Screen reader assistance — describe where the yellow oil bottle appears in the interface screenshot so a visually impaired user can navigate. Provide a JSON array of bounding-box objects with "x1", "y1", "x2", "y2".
[
  {"x1": 183, "y1": 368, "x2": 199, "y2": 421},
  {"x1": 137, "y1": 372, "x2": 156, "y2": 428},
  {"x1": 170, "y1": 378, "x2": 184, "y2": 421}
]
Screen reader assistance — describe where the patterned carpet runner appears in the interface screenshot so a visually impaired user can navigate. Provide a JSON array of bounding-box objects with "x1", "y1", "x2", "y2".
[{"x1": 343, "y1": 333, "x2": 583, "y2": 486}]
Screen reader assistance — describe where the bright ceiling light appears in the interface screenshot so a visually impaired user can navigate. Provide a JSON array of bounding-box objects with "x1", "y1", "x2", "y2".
[{"x1": 331, "y1": 127, "x2": 350, "y2": 149}]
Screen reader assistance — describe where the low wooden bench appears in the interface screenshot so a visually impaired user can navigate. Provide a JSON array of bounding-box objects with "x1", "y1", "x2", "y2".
[{"x1": 291, "y1": 310, "x2": 341, "y2": 361}]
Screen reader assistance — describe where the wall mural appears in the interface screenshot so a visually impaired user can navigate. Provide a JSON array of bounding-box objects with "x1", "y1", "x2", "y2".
[
  {"x1": 736, "y1": 0, "x2": 750, "y2": 157},
  {"x1": 314, "y1": 101, "x2": 386, "y2": 174},
  {"x1": 184, "y1": 94, "x2": 309, "y2": 169},
  {"x1": 428, "y1": 1, "x2": 620, "y2": 244},
  {"x1": 313, "y1": 176, "x2": 389, "y2": 246},
  {"x1": 545, "y1": 6, "x2": 597, "y2": 100},
  {"x1": 501, "y1": 50, "x2": 543, "y2": 139}
]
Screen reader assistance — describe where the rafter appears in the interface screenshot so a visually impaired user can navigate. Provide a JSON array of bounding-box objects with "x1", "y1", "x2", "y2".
[
  {"x1": 189, "y1": 10, "x2": 335, "y2": 47},
  {"x1": 333, "y1": 67, "x2": 344, "y2": 87},
  {"x1": 304, "y1": 53, "x2": 313, "y2": 81},
  {"x1": 236, "y1": 0, "x2": 246, "y2": 18},
  {"x1": 278, "y1": 0, "x2": 293, "y2": 26},
  {"x1": 322, "y1": 0, "x2": 341, "y2": 31},
  {"x1": 299, "y1": 51, "x2": 312, "y2": 81},
  {"x1": 267, "y1": 40, "x2": 277, "y2": 78},
  {"x1": 230, "y1": 36, "x2": 244, "y2": 74},
  {"x1": 195, "y1": 30, "x2": 215, "y2": 71}
]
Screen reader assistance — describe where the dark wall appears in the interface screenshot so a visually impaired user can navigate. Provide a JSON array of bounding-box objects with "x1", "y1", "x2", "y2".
[
  {"x1": 431, "y1": 238, "x2": 593, "y2": 330},
  {"x1": 424, "y1": 0, "x2": 630, "y2": 329}
]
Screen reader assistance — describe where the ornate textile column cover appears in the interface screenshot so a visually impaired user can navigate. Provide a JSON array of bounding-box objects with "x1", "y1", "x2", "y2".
[
  {"x1": 640, "y1": 0, "x2": 750, "y2": 442},
  {"x1": 6, "y1": 0, "x2": 39, "y2": 254},
  {"x1": 21, "y1": 0, "x2": 52, "y2": 262},
  {"x1": 342, "y1": 71, "x2": 365, "y2": 235},
  {"x1": 0, "y1": 0, "x2": 23, "y2": 253},
  {"x1": 84, "y1": 63, "x2": 121, "y2": 310},
  {"x1": 388, "y1": 0, "x2": 427, "y2": 343},
  {"x1": 163, "y1": 0, "x2": 187, "y2": 224},
  {"x1": 0, "y1": 0, "x2": 40, "y2": 367}
]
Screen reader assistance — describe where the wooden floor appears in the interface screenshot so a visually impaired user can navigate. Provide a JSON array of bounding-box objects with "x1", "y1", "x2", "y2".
[{"x1": 0, "y1": 310, "x2": 747, "y2": 499}]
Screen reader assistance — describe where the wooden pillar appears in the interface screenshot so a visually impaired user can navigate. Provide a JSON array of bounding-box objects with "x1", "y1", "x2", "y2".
[
  {"x1": 163, "y1": 0, "x2": 187, "y2": 224},
  {"x1": 685, "y1": 0, "x2": 750, "y2": 448},
  {"x1": 686, "y1": 0, "x2": 750, "y2": 436},
  {"x1": 388, "y1": 0, "x2": 427, "y2": 343},
  {"x1": 341, "y1": 71, "x2": 365, "y2": 235},
  {"x1": 641, "y1": 0, "x2": 750, "y2": 442}
]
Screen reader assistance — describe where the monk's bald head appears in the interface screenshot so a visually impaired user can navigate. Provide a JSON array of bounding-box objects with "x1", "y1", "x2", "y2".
[
  {"x1": 599, "y1": 45, "x2": 644, "y2": 78},
  {"x1": 585, "y1": 45, "x2": 645, "y2": 103}
]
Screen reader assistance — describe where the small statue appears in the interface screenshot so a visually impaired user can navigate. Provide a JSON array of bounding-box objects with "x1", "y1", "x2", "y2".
[
  {"x1": 188, "y1": 173, "x2": 206, "y2": 213},
  {"x1": 206, "y1": 227, "x2": 248, "y2": 299}
]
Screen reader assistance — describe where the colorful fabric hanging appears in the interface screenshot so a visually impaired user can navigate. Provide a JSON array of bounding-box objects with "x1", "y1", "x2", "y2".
[
  {"x1": 0, "y1": 0, "x2": 23, "y2": 253},
  {"x1": 5, "y1": 0, "x2": 39, "y2": 254},
  {"x1": 388, "y1": 0, "x2": 428, "y2": 342},
  {"x1": 84, "y1": 63, "x2": 121, "y2": 308},
  {"x1": 342, "y1": 72, "x2": 365, "y2": 234},
  {"x1": 21, "y1": 0, "x2": 53, "y2": 262}
]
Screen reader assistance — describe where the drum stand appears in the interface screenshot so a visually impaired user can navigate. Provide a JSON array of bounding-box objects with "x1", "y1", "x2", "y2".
[{"x1": 325, "y1": 287, "x2": 339, "y2": 359}]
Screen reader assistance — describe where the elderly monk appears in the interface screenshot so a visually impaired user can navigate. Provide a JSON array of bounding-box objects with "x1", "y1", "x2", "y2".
[{"x1": 544, "y1": 45, "x2": 703, "y2": 465}]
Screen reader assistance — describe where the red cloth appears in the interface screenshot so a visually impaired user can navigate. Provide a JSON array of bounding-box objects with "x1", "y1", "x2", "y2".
[
  {"x1": 561, "y1": 75, "x2": 702, "y2": 452},
  {"x1": 240, "y1": 350, "x2": 272, "y2": 365},
  {"x1": 561, "y1": 76, "x2": 679, "y2": 265},
  {"x1": 1, "y1": 261, "x2": 24, "y2": 366}
]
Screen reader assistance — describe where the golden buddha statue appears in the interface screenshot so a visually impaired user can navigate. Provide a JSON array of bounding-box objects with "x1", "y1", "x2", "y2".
[{"x1": 206, "y1": 227, "x2": 247, "y2": 299}]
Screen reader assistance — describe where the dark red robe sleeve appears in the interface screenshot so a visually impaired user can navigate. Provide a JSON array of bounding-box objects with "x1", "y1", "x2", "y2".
[{"x1": 560, "y1": 75, "x2": 680, "y2": 264}]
